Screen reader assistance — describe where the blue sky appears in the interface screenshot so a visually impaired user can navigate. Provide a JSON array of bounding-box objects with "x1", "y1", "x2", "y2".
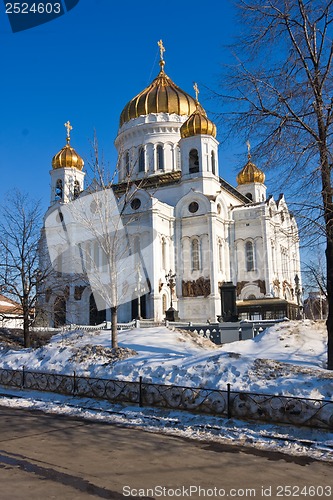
[{"x1": 0, "y1": 0, "x2": 249, "y2": 209}]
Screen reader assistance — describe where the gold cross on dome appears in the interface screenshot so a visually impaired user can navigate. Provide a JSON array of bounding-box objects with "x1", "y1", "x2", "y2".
[
  {"x1": 157, "y1": 39, "x2": 165, "y2": 61},
  {"x1": 246, "y1": 139, "x2": 251, "y2": 158},
  {"x1": 193, "y1": 82, "x2": 199, "y2": 102},
  {"x1": 64, "y1": 120, "x2": 73, "y2": 141}
]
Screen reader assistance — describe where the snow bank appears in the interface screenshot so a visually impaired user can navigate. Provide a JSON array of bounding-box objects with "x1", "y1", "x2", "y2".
[{"x1": 0, "y1": 320, "x2": 331, "y2": 400}]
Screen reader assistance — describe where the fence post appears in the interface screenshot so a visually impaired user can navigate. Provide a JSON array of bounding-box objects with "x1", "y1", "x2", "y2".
[
  {"x1": 22, "y1": 365, "x2": 25, "y2": 389},
  {"x1": 227, "y1": 383, "x2": 231, "y2": 419},
  {"x1": 139, "y1": 376, "x2": 143, "y2": 407}
]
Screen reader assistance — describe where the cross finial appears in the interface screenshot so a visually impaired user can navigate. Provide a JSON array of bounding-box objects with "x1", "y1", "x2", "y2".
[
  {"x1": 64, "y1": 121, "x2": 73, "y2": 143},
  {"x1": 157, "y1": 39, "x2": 165, "y2": 71},
  {"x1": 193, "y1": 82, "x2": 199, "y2": 103},
  {"x1": 246, "y1": 139, "x2": 251, "y2": 159},
  {"x1": 158, "y1": 39, "x2": 165, "y2": 60}
]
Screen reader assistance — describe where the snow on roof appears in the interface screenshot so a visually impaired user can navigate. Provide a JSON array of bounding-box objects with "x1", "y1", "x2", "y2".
[{"x1": 0, "y1": 294, "x2": 22, "y2": 315}]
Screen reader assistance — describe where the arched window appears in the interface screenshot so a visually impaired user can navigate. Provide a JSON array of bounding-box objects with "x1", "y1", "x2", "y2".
[
  {"x1": 192, "y1": 239, "x2": 200, "y2": 271},
  {"x1": 139, "y1": 147, "x2": 145, "y2": 172},
  {"x1": 55, "y1": 179, "x2": 63, "y2": 200},
  {"x1": 281, "y1": 246, "x2": 288, "y2": 278},
  {"x1": 56, "y1": 250, "x2": 62, "y2": 274},
  {"x1": 245, "y1": 241, "x2": 254, "y2": 272},
  {"x1": 132, "y1": 236, "x2": 141, "y2": 271},
  {"x1": 189, "y1": 149, "x2": 199, "y2": 174},
  {"x1": 271, "y1": 242, "x2": 276, "y2": 273},
  {"x1": 93, "y1": 241, "x2": 99, "y2": 269},
  {"x1": 161, "y1": 237, "x2": 167, "y2": 270},
  {"x1": 125, "y1": 151, "x2": 130, "y2": 175},
  {"x1": 176, "y1": 145, "x2": 181, "y2": 170},
  {"x1": 218, "y1": 239, "x2": 223, "y2": 271},
  {"x1": 245, "y1": 192, "x2": 253, "y2": 202},
  {"x1": 73, "y1": 180, "x2": 80, "y2": 199},
  {"x1": 101, "y1": 245, "x2": 107, "y2": 270},
  {"x1": 133, "y1": 236, "x2": 140, "y2": 254},
  {"x1": 162, "y1": 294, "x2": 167, "y2": 314},
  {"x1": 85, "y1": 241, "x2": 92, "y2": 272},
  {"x1": 211, "y1": 151, "x2": 216, "y2": 175},
  {"x1": 156, "y1": 145, "x2": 164, "y2": 171}
]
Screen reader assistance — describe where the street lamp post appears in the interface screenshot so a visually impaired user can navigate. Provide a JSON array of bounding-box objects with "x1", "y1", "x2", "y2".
[
  {"x1": 135, "y1": 264, "x2": 144, "y2": 319},
  {"x1": 165, "y1": 269, "x2": 179, "y2": 322},
  {"x1": 294, "y1": 274, "x2": 302, "y2": 319}
]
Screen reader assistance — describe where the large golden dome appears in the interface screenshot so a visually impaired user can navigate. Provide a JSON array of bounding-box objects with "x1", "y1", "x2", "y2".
[
  {"x1": 120, "y1": 41, "x2": 205, "y2": 127},
  {"x1": 180, "y1": 106, "x2": 216, "y2": 138},
  {"x1": 52, "y1": 121, "x2": 84, "y2": 171},
  {"x1": 236, "y1": 155, "x2": 265, "y2": 185},
  {"x1": 119, "y1": 70, "x2": 199, "y2": 127}
]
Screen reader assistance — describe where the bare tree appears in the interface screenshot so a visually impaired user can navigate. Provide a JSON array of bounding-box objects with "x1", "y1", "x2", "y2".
[
  {"x1": 44, "y1": 138, "x2": 152, "y2": 349},
  {"x1": 302, "y1": 251, "x2": 327, "y2": 319},
  {"x1": 0, "y1": 191, "x2": 45, "y2": 347},
  {"x1": 220, "y1": 0, "x2": 333, "y2": 368},
  {"x1": 303, "y1": 251, "x2": 327, "y2": 299}
]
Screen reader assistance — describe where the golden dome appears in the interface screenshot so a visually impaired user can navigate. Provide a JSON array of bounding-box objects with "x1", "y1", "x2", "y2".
[
  {"x1": 119, "y1": 69, "x2": 199, "y2": 127},
  {"x1": 52, "y1": 121, "x2": 84, "y2": 171},
  {"x1": 180, "y1": 107, "x2": 217, "y2": 139},
  {"x1": 236, "y1": 155, "x2": 265, "y2": 185}
]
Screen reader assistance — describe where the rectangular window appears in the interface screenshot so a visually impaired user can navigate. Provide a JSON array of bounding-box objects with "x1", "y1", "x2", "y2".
[{"x1": 245, "y1": 241, "x2": 254, "y2": 272}]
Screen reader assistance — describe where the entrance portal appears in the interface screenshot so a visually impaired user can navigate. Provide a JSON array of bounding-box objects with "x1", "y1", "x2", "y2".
[
  {"x1": 131, "y1": 294, "x2": 147, "y2": 319},
  {"x1": 89, "y1": 293, "x2": 106, "y2": 325},
  {"x1": 54, "y1": 296, "x2": 66, "y2": 327}
]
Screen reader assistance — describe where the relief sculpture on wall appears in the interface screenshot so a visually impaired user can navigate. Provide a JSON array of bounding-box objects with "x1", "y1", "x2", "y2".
[
  {"x1": 236, "y1": 279, "x2": 266, "y2": 296},
  {"x1": 182, "y1": 277, "x2": 211, "y2": 297}
]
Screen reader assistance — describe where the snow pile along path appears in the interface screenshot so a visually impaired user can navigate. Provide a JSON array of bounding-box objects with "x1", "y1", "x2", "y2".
[{"x1": 0, "y1": 320, "x2": 331, "y2": 400}]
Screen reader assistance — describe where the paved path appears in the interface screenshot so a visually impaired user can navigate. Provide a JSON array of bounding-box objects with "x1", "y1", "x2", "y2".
[{"x1": 0, "y1": 406, "x2": 332, "y2": 499}]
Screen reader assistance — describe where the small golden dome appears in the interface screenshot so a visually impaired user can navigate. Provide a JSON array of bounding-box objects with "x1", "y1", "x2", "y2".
[
  {"x1": 52, "y1": 121, "x2": 84, "y2": 170},
  {"x1": 119, "y1": 70, "x2": 199, "y2": 127},
  {"x1": 236, "y1": 155, "x2": 265, "y2": 185},
  {"x1": 52, "y1": 144, "x2": 84, "y2": 170},
  {"x1": 180, "y1": 83, "x2": 216, "y2": 139},
  {"x1": 180, "y1": 107, "x2": 217, "y2": 139}
]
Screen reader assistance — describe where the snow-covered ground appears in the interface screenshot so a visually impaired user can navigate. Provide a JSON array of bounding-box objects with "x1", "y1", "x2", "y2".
[
  {"x1": 0, "y1": 320, "x2": 331, "y2": 398},
  {"x1": 0, "y1": 319, "x2": 333, "y2": 462}
]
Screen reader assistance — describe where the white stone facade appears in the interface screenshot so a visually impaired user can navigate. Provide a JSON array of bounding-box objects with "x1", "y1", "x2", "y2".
[{"x1": 40, "y1": 65, "x2": 301, "y2": 327}]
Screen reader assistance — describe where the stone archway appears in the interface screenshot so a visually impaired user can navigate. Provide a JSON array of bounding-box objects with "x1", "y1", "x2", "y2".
[
  {"x1": 131, "y1": 294, "x2": 147, "y2": 320},
  {"x1": 54, "y1": 296, "x2": 66, "y2": 327},
  {"x1": 89, "y1": 293, "x2": 106, "y2": 325}
]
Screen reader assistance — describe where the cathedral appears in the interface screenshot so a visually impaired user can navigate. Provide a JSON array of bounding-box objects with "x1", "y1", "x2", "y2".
[{"x1": 40, "y1": 42, "x2": 302, "y2": 327}]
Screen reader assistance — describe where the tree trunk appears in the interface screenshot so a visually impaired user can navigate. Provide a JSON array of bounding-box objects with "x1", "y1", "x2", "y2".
[
  {"x1": 319, "y1": 139, "x2": 333, "y2": 369},
  {"x1": 111, "y1": 306, "x2": 118, "y2": 349},
  {"x1": 326, "y1": 240, "x2": 333, "y2": 369},
  {"x1": 23, "y1": 309, "x2": 31, "y2": 348}
]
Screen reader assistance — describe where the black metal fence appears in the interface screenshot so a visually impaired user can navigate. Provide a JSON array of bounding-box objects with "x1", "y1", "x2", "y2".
[{"x1": 0, "y1": 367, "x2": 332, "y2": 430}]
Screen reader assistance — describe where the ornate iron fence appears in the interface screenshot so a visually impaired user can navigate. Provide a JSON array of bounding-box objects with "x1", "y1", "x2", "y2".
[
  {"x1": 0, "y1": 367, "x2": 333, "y2": 430},
  {"x1": 141, "y1": 382, "x2": 228, "y2": 415},
  {"x1": 231, "y1": 390, "x2": 333, "y2": 429}
]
